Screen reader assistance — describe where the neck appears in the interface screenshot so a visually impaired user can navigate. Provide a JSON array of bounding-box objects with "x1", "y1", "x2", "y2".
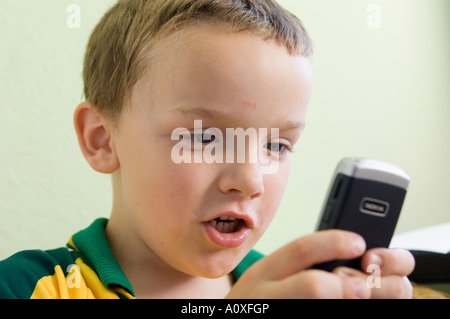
[
  {"x1": 105, "y1": 213, "x2": 233, "y2": 299},
  {"x1": 130, "y1": 264, "x2": 233, "y2": 299}
]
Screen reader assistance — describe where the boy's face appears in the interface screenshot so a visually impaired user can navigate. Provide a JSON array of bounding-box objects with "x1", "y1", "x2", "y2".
[{"x1": 108, "y1": 26, "x2": 313, "y2": 278}]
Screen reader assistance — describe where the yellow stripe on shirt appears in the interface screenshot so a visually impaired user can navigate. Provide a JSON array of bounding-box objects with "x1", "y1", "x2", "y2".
[{"x1": 30, "y1": 258, "x2": 122, "y2": 299}]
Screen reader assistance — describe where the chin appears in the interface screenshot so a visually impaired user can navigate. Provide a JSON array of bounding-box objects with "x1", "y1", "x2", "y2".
[{"x1": 188, "y1": 249, "x2": 247, "y2": 279}]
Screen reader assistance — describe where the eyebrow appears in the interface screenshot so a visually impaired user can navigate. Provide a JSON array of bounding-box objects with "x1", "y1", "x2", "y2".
[
  {"x1": 168, "y1": 107, "x2": 305, "y2": 131},
  {"x1": 170, "y1": 107, "x2": 221, "y2": 119}
]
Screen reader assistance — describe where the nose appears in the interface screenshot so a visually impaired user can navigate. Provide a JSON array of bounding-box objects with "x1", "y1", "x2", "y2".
[{"x1": 217, "y1": 162, "x2": 264, "y2": 199}]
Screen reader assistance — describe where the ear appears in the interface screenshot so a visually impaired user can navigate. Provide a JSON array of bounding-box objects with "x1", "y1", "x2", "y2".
[{"x1": 74, "y1": 102, "x2": 119, "y2": 173}]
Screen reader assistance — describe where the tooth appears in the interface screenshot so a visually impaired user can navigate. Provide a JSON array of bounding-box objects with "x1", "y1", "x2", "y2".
[
  {"x1": 210, "y1": 218, "x2": 241, "y2": 233},
  {"x1": 233, "y1": 220, "x2": 239, "y2": 231},
  {"x1": 218, "y1": 221, "x2": 226, "y2": 232},
  {"x1": 230, "y1": 221, "x2": 237, "y2": 233},
  {"x1": 219, "y1": 216, "x2": 237, "y2": 221},
  {"x1": 224, "y1": 222, "x2": 231, "y2": 233}
]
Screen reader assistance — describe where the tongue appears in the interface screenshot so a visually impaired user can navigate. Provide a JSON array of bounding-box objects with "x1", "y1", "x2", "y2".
[{"x1": 210, "y1": 219, "x2": 240, "y2": 233}]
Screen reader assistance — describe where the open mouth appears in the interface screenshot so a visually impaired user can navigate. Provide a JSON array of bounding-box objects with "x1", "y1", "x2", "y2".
[
  {"x1": 202, "y1": 214, "x2": 252, "y2": 248},
  {"x1": 209, "y1": 216, "x2": 243, "y2": 233}
]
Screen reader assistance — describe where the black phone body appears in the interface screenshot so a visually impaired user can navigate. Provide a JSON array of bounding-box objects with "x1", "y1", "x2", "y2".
[{"x1": 313, "y1": 158, "x2": 410, "y2": 271}]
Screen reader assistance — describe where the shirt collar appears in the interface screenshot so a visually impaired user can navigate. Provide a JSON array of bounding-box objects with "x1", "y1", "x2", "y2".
[
  {"x1": 67, "y1": 218, "x2": 135, "y2": 297},
  {"x1": 67, "y1": 218, "x2": 264, "y2": 298}
]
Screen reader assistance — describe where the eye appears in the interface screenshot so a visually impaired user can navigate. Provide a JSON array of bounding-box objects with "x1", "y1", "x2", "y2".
[
  {"x1": 264, "y1": 142, "x2": 293, "y2": 154},
  {"x1": 192, "y1": 131, "x2": 217, "y2": 144}
]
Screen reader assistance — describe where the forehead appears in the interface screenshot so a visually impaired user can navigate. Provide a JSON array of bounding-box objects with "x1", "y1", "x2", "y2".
[{"x1": 133, "y1": 26, "x2": 313, "y2": 125}]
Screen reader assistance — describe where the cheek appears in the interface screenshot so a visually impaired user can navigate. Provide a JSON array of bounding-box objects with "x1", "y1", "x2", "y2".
[
  {"x1": 116, "y1": 124, "x2": 211, "y2": 222},
  {"x1": 260, "y1": 163, "x2": 291, "y2": 220},
  {"x1": 163, "y1": 163, "x2": 209, "y2": 203},
  {"x1": 114, "y1": 132, "x2": 180, "y2": 215}
]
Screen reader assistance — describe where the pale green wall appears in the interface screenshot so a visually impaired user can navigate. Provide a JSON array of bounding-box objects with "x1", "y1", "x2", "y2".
[{"x1": 0, "y1": 0, "x2": 448, "y2": 259}]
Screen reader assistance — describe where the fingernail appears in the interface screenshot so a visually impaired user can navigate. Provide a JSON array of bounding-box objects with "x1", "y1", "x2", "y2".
[
  {"x1": 368, "y1": 253, "x2": 383, "y2": 267},
  {"x1": 351, "y1": 278, "x2": 369, "y2": 299},
  {"x1": 351, "y1": 234, "x2": 366, "y2": 254},
  {"x1": 335, "y1": 266, "x2": 360, "y2": 277},
  {"x1": 336, "y1": 267, "x2": 370, "y2": 299}
]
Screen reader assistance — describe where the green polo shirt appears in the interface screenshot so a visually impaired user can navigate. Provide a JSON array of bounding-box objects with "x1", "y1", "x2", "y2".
[{"x1": 0, "y1": 218, "x2": 264, "y2": 299}]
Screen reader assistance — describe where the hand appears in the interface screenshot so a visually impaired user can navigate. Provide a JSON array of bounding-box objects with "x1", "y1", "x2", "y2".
[
  {"x1": 335, "y1": 247, "x2": 415, "y2": 299},
  {"x1": 227, "y1": 230, "x2": 415, "y2": 298}
]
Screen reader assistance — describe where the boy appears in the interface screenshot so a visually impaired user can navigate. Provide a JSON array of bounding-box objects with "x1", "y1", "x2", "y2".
[{"x1": 0, "y1": 0, "x2": 414, "y2": 298}]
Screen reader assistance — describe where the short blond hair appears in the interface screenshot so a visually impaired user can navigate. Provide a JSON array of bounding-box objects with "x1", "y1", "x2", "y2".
[{"x1": 83, "y1": 0, "x2": 313, "y2": 122}]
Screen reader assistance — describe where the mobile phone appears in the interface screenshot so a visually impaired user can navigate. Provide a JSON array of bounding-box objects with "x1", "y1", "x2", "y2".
[{"x1": 313, "y1": 158, "x2": 410, "y2": 271}]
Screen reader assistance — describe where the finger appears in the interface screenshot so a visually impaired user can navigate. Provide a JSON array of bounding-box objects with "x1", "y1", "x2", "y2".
[
  {"x1": 252, "y1": 230, "x2": 366, "y2": 281},
  {"x1": 361, "y1": 248, "x2": 415, "y2": 276},
  {"x1": 272, "y1": 269, "x2": 370, "y2": 299},
  {"x1": 370, "y1": 275, "x2": 413, "y2": 299},
  {"x1": 334, "y1": 266, "x2": 413, "y2": 299}
]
